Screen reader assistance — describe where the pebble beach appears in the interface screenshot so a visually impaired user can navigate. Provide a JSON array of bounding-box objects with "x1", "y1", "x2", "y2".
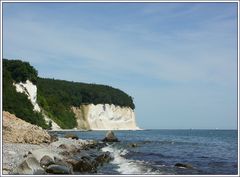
[{"x1": 2, "y1": 111, "x2": 114, "y2": 175}]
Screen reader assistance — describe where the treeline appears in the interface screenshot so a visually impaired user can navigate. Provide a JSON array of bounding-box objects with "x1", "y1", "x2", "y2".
[
  {"x1": 3, "y1": 59, "x2": 135, "y2": 129},
  {"x1": 37, "y1": 78, "x2": 135, "y2": 128},
  {"x1": 3, "y1": 59, "x2": 38, "y2": 84},
  {"x1": 3, "y1": 59, "x2": 49, "y2": 128},
  {"x1": 37, "y1": 78, "x2": 135, "y2": 108}
]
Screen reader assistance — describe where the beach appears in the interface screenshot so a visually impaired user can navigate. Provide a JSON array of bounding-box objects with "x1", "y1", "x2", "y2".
[
  {"x1": 2, "y1": 111, "x2": 113, "y2": 175},
  {"x1": 2, "y1": 135, "x2": 113, "y2": 175}
]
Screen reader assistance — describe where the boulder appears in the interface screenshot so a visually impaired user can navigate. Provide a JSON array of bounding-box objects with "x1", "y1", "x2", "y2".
[
  {"x1": 59, "y1": 150, "x2": 71, "y2": 157},
  {"x1": 69, "y1": 144, "x2": 78, "y2": 153},
  {"x1": 46, "y1": 164, "x2": 72, "y2": 174},
  {"x1": 175, "y1": 163, "x2": 193, "y2": 169},
  {"x1": 64, "y1": 133, "x2": 79, "y2": 140},
  {"x1": 58, "y1": 143, "x2": 79, "y2": 155},
  {"x1": 128, "y1": 143, "x2": 138, "y2": 148},
  {"x1": 95, "y1": 152, "x2": 112, "y2": 165},
  {"x1": 12, "y1": 155, "x2": 45, "y2": 175},
  {"x1": 31, "y1": 148, "x2": 59, "y2": 163},
  {"x1": 40, "y1": 155, "x2": 55, "y2": 168},
  {"x1": 102, "y1": 131, "x2": 119, "y2": 142},
  {"x1": 58, "y1": 144, "x2": 68, "y2": 149},
  {"x1": 65, "y1": 158, "x2": 79, "y2": 166},
  {"x1": 72, "y1": 157, "x2": 97, "y2": 173}
]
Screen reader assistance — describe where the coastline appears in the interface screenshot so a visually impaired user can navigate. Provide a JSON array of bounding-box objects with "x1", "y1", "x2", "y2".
[
  {"x1": 2, "y1": 111, "x2": 113, "y2": 175},
  {"x1": 48, "y1": 127, "x2": 143, "y2": 132},
  {"x1": 2, "y1": 137, "x2": 110, "y2": 175}
]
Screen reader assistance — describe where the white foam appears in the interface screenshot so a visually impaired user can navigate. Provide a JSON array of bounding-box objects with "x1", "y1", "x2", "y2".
[{"x1": 102, "y1": 145, "x2": 158, "y2": 175}]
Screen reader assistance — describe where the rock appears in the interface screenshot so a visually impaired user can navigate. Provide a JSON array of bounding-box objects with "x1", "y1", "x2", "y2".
[
  {"x1": 12, "y1": 155, "x2": 45, "y2": 175},
  {"x1": 59, "y1": 151, "x2": 71, "y2": 157},
  {"x1": 3, "y1": 111, "x2": 51, "y2": 144},
  {"x1": 50, "y1": 134, "x2": 59, "y2": 142},
  {"x1": 128, "y1": 143, "x2": 138, "y2": 148},
  {"x1": 54, "y1": 156, "x2": 74, "y2": 172},
  {"x1": 58, "y1": 144, "x2": 68, "y2": 149},
  {"x1": 58, "y1": 144, "x2": 79, "y2": 155},
  {"x1": 31, "y1": 148, "x2": 59, "y2": 163},
  {"x1": 46, "y1": 164, "x2": 72, "y2": 174},
  {"x1": 65, "y1": 158, "x2": 79, "y2": 166},
  {"x1": 175, "y1": 163, "x2": 193, "y2": 169},
  {"x1": 102, "y1": 131, "x2": 119, "y2": 142},
  {"x1": 72, "y1": 157, "x2": 97, "y2": 172},
  {"x1": 95, "y1": 152, "x2": 112, "y2": 165},
  {"x1": 64, "y1": 133, "x2": 79, "y2": 140},
  {"x1": 83, "y1": 143, "x2": 97, "y2": 149},
  {"x1": 69, "y1": 144, "x2": 78, "y2": 153},
  {"x1": 40, "y1": 155, "x2": 55, "y2": 168}
]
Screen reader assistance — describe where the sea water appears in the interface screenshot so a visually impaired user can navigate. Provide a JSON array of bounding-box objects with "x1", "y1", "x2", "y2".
[{"x1": 56, "y1": 129, "x2": 238, "y2": 175}]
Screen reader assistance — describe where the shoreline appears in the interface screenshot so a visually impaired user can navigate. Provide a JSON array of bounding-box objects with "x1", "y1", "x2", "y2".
[
  {"x1": 48, "y1": 128, "x2": 144, "y2": 132},
  {"x1": 2, "y1": 136, "x2": 110, "y2": 175},
  {"x1": 2, "y1": 111, "x2": 115, "y2": 175}
]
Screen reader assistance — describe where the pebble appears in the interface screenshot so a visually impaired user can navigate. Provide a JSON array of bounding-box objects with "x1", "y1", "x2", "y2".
[
  {"x1": 3, "y1": 143, "x2": 42, "y2": 172},
  {"x1": 2, "y1": 138, "x2": 99, "y2": 174}
]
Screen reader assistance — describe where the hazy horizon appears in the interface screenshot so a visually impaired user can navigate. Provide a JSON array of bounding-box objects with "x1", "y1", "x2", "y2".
[{"x1": 2, "y1": 2, "x2": 238, "y2": 129}]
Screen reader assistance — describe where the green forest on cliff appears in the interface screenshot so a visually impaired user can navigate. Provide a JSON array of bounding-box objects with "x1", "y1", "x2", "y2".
[
  {"x1": 3, "y1": 59, "x2": 49, "y2": 128},
  {"x1": 3, "y1": 59, "x2": 135, "y2": 129}
]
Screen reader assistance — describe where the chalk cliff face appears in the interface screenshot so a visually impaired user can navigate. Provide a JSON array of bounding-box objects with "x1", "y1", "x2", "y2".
[
  {"x1": 72, "y1": 104, "x2": 139, "y2": 130},
  {"x1": 13, "y1": 80, "x2": 139, "y2": 130},
  {"x1": 13, "y1": 80, "x2": 41, "y2": 112},
  {"x1": 13, "y1": 80, "x2": 61, "y2": 130}
]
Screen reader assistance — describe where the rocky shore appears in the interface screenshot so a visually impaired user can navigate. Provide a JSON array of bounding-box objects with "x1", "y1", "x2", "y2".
[
  {"x1": 2, "y1": 111, "x2": 114, "y2": 175},
  {"x1": 3, "y1": 138, "x2": 111, "y2": 175},
  {"x1": 3, "y1": 111, "x2": 51, "y2": 144}
]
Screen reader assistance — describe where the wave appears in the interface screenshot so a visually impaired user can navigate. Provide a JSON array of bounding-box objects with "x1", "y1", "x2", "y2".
[{"x1": 102, "y1": 144, "x2": 160, "y2": 175}]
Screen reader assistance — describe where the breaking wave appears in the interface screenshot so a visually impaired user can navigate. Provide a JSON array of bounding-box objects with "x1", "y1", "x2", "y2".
[{"x1": 102, "y1": 144, "x2": 160, "y2": 175}]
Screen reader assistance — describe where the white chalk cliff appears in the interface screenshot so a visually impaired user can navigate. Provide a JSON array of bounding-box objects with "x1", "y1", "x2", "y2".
[
  {"x1": 72, "y1": 104, "x2": 139, "y2": 130},
  {"x1": 13, "y1": 80, "x2": 139, "y2": 130},
  {"x1": 13, "y1": 80, "x2": 41, "y2": 112},
  {"x1": 13, "y1": 80, "x2": 61, "y2": 130}
]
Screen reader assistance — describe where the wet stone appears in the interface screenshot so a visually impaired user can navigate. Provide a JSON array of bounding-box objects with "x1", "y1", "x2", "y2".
[
  {"x1": 46, "y1": 164, "x2": 72, "y2": 174},
  {"x1": 64, "y1": 133, "x2": 79, "y2": 140},
  {"x1": 175, "y1": 163, "x2": 193, "y2": 169},
  {"x1": 102, "y1": 131, "x2": 119, "y2": 142},
  {"x1": 40, "y1": 155, "x2": 55, "y2": 168}
]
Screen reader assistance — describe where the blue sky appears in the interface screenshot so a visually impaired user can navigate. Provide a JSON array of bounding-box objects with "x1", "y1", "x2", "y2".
[{"x1": 2, "y1": 2, "x2": 238, "y2": 129}]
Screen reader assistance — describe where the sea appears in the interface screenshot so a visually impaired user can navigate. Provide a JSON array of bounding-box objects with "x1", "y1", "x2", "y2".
[{"x1": 55, "y1": 129, "x2": 238, "y2": 175}]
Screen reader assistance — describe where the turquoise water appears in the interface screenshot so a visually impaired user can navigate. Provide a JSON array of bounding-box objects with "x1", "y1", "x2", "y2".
[{"x1": 56, "y1": 129, "x2": 238, "y2": 175}]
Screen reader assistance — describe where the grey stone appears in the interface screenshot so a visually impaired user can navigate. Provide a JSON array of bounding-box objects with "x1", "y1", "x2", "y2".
[
  {"x1": 12, "y1": 155, "x2": 45, "y2": 175},
  {"x1": 64, "y1": 133, "x2": 79, "y2": 140},
  {"x1": 102, "y1": 131, "x2": 119, "y2": 142},
  {"x1": 175, "y1": 163, "x2": 193, "y2": 169},
  {"x1": 46, "y1": 164, "x2": 72, "y2": 174},
  {"x1": 40, "y1": 155, "x2": 55, "y2": 168}
]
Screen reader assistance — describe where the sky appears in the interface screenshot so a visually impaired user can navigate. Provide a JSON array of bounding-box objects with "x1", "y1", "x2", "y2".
[{"x1": 2, "y1": 2, "x2": 238, "y2": 129}]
